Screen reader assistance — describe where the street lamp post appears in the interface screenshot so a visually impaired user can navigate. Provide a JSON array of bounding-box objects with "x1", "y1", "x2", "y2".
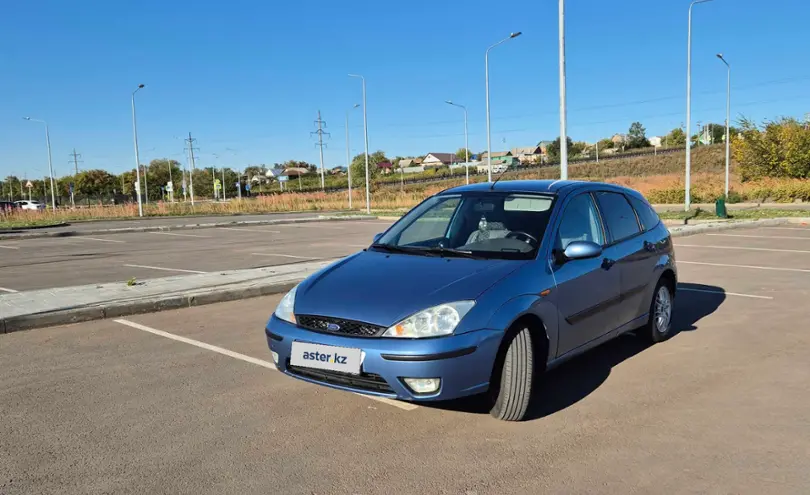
[
  {"x1": 23, "y1": 118, "x2": 56, "y2": 210},
  {"x1": 131, "y1": 84, "x2": 145, "y2": 217},
  {"x1": 685, "y1": 0, "x2": 713, "y2": 211},
  {"x1": 346, "y1": 104, "x2": 360, "y2": 209},
  {"x1": 348, "y1": 74, "x2": 370, "y2": 214},
  {"x1": 558, "y1": 0, "x2": 568, "y2": 179},
  {"x1": 717, "y1": 53, "x2": 731, "y2": 199},
  {"x1": 485, "y1": 32, "x2": 522, "y2": 183},
  {"x1": 445, "y1": 100, "x2": 469, "y2": 184}
]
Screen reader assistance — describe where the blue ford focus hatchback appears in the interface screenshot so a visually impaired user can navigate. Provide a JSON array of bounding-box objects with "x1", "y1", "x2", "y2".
[{"x1": 266, "y1": 180, "x2": 676, "y2": 421}]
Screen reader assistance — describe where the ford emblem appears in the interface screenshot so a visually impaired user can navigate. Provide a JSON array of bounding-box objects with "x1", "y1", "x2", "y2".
[{"x1": 326, "y1": 322, "x2": 341, "y2": 332}]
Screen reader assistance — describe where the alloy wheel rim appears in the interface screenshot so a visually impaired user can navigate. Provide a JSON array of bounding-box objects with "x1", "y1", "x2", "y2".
[{"x1": 654, "y1": 286, "x2": 672, "y2": 334}]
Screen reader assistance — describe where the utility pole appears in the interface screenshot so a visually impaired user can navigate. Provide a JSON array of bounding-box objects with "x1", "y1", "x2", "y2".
[
  {"x1": 69, "y1": 149, "x2": 82, "y2": 207},
  {"x1": 185, "y1": 132, "x2": 198, "y2": 206},
  {"x1": 312, "y1": 111, "x2": 330, "y2": 189}
]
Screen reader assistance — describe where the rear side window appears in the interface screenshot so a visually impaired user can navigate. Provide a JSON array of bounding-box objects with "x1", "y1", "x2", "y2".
[
  {"x1": 628, "y1": 196, "x2": 660, "y2": 231},
  {"x1": 594, "y1": 192, "x2": 641, "y2": 242}
]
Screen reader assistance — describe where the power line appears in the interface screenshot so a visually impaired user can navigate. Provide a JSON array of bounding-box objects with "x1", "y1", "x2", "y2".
[
  {"x1": 311, "y1": 110, "x2": 330, "y2": 189},
  {"x1": 69, "y1": 149, "x2": 83, "y2": 175},
  {"x1": 185, "y1": 132, "x2": 199, "y2": 205}
]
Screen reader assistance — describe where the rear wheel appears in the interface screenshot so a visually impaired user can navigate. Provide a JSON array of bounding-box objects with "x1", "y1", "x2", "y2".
[
  {"x1": 639, "y1": 278, "x2": 674, "y2": 343},
  {"x1": 489, "y1": 327, "x2": 534, "y2": 421}
]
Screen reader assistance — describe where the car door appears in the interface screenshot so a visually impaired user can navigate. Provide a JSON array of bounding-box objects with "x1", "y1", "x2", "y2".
[
  {"x1": 593, "y1": 191, "x2": 648, "y2": 330},
  {"x1": 550, "y1": 192, "x2": 621, "y2": 357}
]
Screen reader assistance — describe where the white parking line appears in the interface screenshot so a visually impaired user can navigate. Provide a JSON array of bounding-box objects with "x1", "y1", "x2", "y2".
[
  {"x1": 763, "y1": 227, "x2": 810, "y2": 231},
  {"x1": 678, "y1": 260, "x2": 810, "y2": 273},
  {"x1": 218, "y1": 227, "x2": 281, "y2": 234},
  {"x1": 0, "y1": 287, "x2": 18, "y2": 293},
  {"x1": 706, "y1": 233, "x2": 810, "y2": 241},
  {"x1": 123, "y1": 264, "x2": 207, "y2": 274},
  {"x1": 148, "y1": 232, "x2": 210, "y2": 238},
  {"x1": 113, "y1": 318, "x2": 416, "y2": 411},
  {"x1": 289, "y1": 223, "x2": 345, "y2": 229},
  {"x1": 72, "y1": 237, "x2": 126, "y2": 243},
  {"x1": 678, "y1": 288, "x2": 774, "y2": 300},
  {"x1": 675, "y1": 244, "x2": 810, "y2": 254},
  {"x1": 0, "y1": 245, "x2": 20, "y2": 250},
  {"x1": 250, "y1": 252, "x2": 320, "y2": 260}
]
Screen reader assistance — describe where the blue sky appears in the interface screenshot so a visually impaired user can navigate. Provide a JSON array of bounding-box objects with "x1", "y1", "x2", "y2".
[{"x1": 2, "y1": 0, "x2": 809, "y2": 180}]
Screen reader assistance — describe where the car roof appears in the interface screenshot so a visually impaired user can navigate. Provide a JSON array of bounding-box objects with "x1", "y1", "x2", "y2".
[{"x1": 441, "y1": 180, "x2": 642, "y2": 200}]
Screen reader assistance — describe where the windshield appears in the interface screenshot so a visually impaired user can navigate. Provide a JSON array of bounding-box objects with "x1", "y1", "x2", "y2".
[{"x1": 374, "y1": 192, "x2": 555, "y2": 260}]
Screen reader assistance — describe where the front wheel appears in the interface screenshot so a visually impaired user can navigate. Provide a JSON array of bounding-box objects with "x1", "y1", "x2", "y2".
[{"x1": 489, "y1": 328, "x2": 534, "y2": 421}]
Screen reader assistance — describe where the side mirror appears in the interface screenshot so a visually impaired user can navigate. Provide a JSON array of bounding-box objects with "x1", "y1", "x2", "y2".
[
  {"x1": 562, "y1": 241, "x2": 602, "y2": 261},
  {"x1": 373, "y1": 233, "x2": 383, "y2": 243}
]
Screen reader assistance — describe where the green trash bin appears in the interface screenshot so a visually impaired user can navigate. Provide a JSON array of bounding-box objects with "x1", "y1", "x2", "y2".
[{"x1": 715, "y1": 198, "x2": 727, "y2": 218}]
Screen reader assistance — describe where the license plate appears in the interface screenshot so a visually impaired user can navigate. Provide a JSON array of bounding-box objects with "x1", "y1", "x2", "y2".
[{"x1": 290, "y1": 342, "x2": 362, "y2": 375}]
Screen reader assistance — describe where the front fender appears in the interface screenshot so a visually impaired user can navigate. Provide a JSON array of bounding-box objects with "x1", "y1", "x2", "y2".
[{"x1": 485, "y1": 294, "x2": 559, "y2": 365}]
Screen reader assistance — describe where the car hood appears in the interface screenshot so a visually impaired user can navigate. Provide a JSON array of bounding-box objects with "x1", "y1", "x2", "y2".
[{"x1": 295, "y1": 250, "x2": 526, "y2": 327}]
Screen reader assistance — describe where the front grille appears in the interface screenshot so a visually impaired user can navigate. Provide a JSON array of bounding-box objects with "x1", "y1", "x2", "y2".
[
  {"x1": 296, "y1": 314, "x2": 385, "y2": 337},
  {"x1": 287, "y1": 361, "x2": 394, "y2": 394}
]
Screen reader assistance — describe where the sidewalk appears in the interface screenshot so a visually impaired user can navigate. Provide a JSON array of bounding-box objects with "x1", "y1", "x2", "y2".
[
  {"x1": 0, "y1": 260, "x2": 333, "y2": 333},
  {"x1": 1, "y1": 217, "x2": 807, "y2": 334}
]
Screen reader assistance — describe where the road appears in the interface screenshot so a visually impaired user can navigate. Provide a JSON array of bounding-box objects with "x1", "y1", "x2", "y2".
[
  {"x1": 2, "y1": 225, "x2": 809, "y2": 493},
  {"x1": 0, "y1": 219, "x2": 390, "y2": 292}
]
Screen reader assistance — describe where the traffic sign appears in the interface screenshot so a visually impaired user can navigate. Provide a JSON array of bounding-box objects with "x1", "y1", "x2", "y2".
[
  {"x1": 69, "y1": 182, "x2": 74, "y2": 193},
  {"x1": 25, "y1": 181, "x2": 33, "y2": 189},
  {"x1": 166, "y1": 181, "x2": 173, "y2": 193},
  {"x1": 278, "y1": 176, "x2": 289, "y2": 182}
]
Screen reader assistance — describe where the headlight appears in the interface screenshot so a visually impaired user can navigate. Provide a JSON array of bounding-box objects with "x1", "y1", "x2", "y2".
[
  {"x1": 383, "y1": 301, "x2": 475, "y2": 338},
  {"x1": 274, "y1": 286, "x2": 298, "y2": 324}
]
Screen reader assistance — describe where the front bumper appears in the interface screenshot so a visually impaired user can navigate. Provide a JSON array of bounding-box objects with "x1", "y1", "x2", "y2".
[{"x1": 265, "y1": 315, "x2": 502, "y2": 401}]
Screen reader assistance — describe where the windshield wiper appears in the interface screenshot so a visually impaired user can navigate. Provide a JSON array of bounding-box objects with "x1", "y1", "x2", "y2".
[
  {"x1": 421, "y1": 246, "x2": 484, "y2": 259},
  {"x1": 370, "y1": 243, "x2": 427, "y2": 255}
]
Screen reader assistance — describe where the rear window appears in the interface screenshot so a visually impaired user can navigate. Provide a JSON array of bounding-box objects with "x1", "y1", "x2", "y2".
[
  {"x1": 594, "y1": 191, "x2": 641, "y2": 242},
  {"x1": 628, "y1": 196, "x2": 660, "y2": 230}
]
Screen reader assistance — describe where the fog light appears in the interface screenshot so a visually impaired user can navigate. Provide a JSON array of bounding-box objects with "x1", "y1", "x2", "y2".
[
  {"x1": 271, "y1": 351, "x2": 279, "y2": 365},
  {"x1": 403, "y1": 378, "x2": 441, "y2": 394}
]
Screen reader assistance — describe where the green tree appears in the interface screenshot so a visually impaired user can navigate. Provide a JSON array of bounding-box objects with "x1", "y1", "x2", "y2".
[
  {"x1": 597, "y1": 138, "x2": 614, "y2": 150},
  {"x1": 627, "y1": 122, "x2": 650, "y2": 149},
  {"x1": 76, "y1": 169, "x2": 117, "y2": 199},
  {"x1": 349, "y1": 150, "x2": 387, "y2": 187},
  {"x1": 145, "y1": 159, "x2": 184, "y2": 200},
  {"x1": 455, "y1": 148, "x2": 473, "y2": 162},
  {"x1": 546, "y1": 137, "x2": 574, "y2": 161},
  {"x1": 733, "y1": 117, "x2": 810, "y2": 181},
  {"x1": 664, "y1": 128, "x2": 686, "y2": 147}
]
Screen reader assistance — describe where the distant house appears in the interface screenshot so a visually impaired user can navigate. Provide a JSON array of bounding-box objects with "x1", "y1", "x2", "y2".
[
  {"x1": 402, "y1": 166, "x2": 425, "y2": 174},
  {"x1": 476, "y1": 158, "x2": 511, "y2": 174},
  {"x1": 376, "y1": 161, "x2": 393, "y2": 174},
  {"x1": 649, "y1": 136, "x2": 663, "y2": 147},
  {"x1": 479, "y1": 151, "x2": 512, "y2": 160},
  {"x1": 398, "y1": 158, "x2": 416, "y2": 169},
  {"x1": 413, "y1": 157, "x2": 424, "y2": 165},
  {"x1": 421, "y1": 153, "x2": 457, "y2": 169},
  {"x1": 282, "y1": 167, "x2": 310, "y2": 177},
  {"x1": 511, "y1": 146, "x2": 543, "y2": 165},
  {"x1": 330, "y1": 166, "x2": 347, "y2": 175}
]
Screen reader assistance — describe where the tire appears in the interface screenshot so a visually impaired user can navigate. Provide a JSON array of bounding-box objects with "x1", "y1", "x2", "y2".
[
  {"x1": 489, "y1": 327, "x2": 534, "y2": 421},
  {"x1": 639, "y1": 278, "x2": 675, "y2": 344}
]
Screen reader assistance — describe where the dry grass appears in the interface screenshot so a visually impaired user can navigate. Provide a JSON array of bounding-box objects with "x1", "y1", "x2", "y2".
[{"x1": 2, "y1": 145, "x2": 807, "y2": 228}]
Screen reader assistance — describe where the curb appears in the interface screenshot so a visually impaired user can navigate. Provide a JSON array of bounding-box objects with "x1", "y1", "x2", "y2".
[
  {"x1": 667, "y1": 217, "x2": 810, "y2": 237},
  {"x1": 1, "y1": 279, "x2": 300, "y2": 334},
  {"x1": 0, "y1": 214, "x2": 377, "y2": 241}
]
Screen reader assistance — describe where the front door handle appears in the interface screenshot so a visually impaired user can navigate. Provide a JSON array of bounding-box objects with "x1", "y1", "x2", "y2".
[{"x1": 601, "y1": 258, "x2": 616, "y2": 270}]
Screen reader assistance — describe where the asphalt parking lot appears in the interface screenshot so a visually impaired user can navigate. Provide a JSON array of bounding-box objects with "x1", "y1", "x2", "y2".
[
  {"x1": 0, "y1": 219, "x2": 391, "y2": 292},
  {"x1": 2, "y1": 224, "x2": 810, "y2": 493}
]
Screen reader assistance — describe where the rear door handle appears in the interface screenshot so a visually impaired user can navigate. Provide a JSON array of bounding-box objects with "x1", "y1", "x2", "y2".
[{"x1": 601, "y1": 258, "x2": 616, "y2": 270}]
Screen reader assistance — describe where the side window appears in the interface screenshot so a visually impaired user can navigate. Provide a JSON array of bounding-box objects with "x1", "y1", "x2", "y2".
[
  {"x1": 556, "y1": 194, "x2": 604, "y2": 249},
  {"x1": 594, "y1": 192, "x2": 641, "y2": 242},
  {"x1": 628, "y1": 196, "x2": 660, "y2": 231}
]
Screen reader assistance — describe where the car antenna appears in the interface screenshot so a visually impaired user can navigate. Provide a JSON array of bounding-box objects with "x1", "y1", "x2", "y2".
[{"x1": 489, "y1": 167, "x2": 511, "y2": 190}]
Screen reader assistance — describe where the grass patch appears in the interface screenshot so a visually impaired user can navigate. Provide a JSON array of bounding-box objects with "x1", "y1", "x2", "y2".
[{"x1": 659, "y1": 208, "x2": 810, "y2": 220}]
